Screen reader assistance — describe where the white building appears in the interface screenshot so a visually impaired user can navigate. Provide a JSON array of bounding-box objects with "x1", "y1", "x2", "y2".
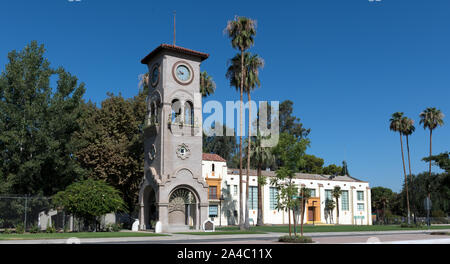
[{"x1": 202, "y1": 153, "x2": 372, "y2": 226}]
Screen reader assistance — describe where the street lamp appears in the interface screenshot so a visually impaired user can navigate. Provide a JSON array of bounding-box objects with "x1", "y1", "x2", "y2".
[{"x1": 219, "y1": 194, "x2": 224, "y2": 227}]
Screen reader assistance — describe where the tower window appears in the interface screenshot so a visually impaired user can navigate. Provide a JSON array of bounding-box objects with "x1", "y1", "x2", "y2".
[
  {"x1": 171, "y1": 99, "x2": 181, "y2": 123},
  {"x1": 184, "y1": 101, "x2": 194, "y2": 126}
]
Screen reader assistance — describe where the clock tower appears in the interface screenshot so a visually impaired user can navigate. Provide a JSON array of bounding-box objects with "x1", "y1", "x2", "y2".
[{"x1": 138, "y1": 44, "x2": 209, "y2": 232}]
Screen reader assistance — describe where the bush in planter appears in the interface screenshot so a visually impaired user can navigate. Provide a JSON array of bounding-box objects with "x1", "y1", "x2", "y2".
[
  {"x1": 46, "y1": 221, "x2": 56, "y2": 233},
  {"x1": 278, "y1": 235, "x2": 313, "y2": 243},
  {"x1": 30, "y1": 225, "x2": 40, "y2": 234},
  {"x1": 15, "y1": 223, "x2": 25, "y2": 234},
  {"x1": 105, "y1": 223, "x2": 122, "y2": 232}
]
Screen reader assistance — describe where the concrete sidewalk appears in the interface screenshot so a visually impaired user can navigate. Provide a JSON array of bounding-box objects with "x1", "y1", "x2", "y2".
[{"x1": 0, "y1": 229, "x2": 449, "y2": 244}]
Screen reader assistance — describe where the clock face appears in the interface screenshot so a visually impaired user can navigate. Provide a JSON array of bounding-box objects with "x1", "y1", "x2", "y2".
[
  {"x1": 173, "y1": 61, "x2": 194, "y2": 85},
  {"x1": 151, "y1": 64, "x2": 159, "y2": 87},
  {"x1": 176, "y1": 65, "x2": 191, "y2": 82}
]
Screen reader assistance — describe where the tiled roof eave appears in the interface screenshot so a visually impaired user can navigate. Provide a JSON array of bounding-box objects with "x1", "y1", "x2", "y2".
[{"x1": 141, "y1": 44, "x2": 209, "y2": 64}]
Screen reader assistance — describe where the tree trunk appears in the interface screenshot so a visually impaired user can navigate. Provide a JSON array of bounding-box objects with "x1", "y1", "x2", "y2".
[
  {"x1": 256, "y1": 166, "x2": 263, "y2": 226},
  {"x1": 427, "y1": 129, "x2": 433, "y2": 214},
  {"x1": 301, "y1": 199, "x2": 305, "y2": 237},
  {"x1": 336, "y1": 197, "x2": 339, "y2": 225},
  {"x1": 406, "y1": 135, "x2": 415, "y2": 222},
  {"x1": 239, "y1": 49, "x2": 244, "y2": 230},
  {"x1": 400, "y1": 133, "x2": 411, "y2": 225},
  {"x1": 288, "y1": 206, "x2": 292, "y2": 238},
  {"x1": 244, "y1": 92, "x2": 251, "y2": 230}
]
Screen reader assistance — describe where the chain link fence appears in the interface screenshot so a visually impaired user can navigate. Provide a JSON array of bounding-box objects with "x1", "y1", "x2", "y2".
[
  {"x1": 0, "y1": 195, "x2": 79, "y2": 232},
  {"x1": 372, "y1": 215, "x2": 450, "y2": 225},
  {"x1": 0, "y1": 195, "x2": 133, "y2": 232},
  {"x1": 0, "y1": 195, "x2": 52, "y2": 230}
]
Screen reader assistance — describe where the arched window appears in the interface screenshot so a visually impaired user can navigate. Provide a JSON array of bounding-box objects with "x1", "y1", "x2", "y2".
[
  {"x1": 171, "y1": 99, "x2": 181, "y2": 124},
  {"x1": 150, "y1": 102, "x2": 156, "y2": 124},
  {"x1": 184, "y1": 101, "x2": 194, "y2": 126}
]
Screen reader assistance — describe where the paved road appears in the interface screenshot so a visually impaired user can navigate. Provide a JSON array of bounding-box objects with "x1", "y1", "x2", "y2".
[{"x1": 2, "y1": 229, "x2": 449, "y2": 244}]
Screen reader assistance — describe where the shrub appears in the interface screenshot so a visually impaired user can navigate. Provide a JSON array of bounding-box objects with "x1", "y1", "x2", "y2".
[
  {"x1": 52, "y1": 179, "x2": 127, "y2": 231},
  {"x1": 278, "y1": 235, "x2": 313, "y2": 243},
  {"x1": 29, "y1": 225, "x2": 40, "y2": 234},
  {"x1": 105, "y1": 223, "x2": 122, "y2": 232},
  {"x1": 3, "y1": 228, "x2": 12, "y2": 234},
  {"x1": 15, "y1": 223, "x2": 25, "y2": 234},
  {"x1": 46, "y1": 221, "x2": 56, "y2": 233},
  {"x1": 400, "y1": 223, "x2": 423, "y2": 228},
  {"x1": 63, "y1": 224, "x2": 70, "y2": 233},
  {"x1": 432, "y1": 210, "x2": 446, "y2": 218}
]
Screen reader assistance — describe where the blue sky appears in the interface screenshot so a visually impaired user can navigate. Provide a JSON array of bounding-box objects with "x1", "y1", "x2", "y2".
[{"x1": 1, "y1": 0, "x2": 449, "y2": 192}]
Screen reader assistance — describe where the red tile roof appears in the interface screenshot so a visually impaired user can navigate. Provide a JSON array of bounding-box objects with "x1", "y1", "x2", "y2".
[
  {"x1": 202, "y1": 153, "x2": 226, "y2": 162},
  {"x1": 141, "y1": 44, "x2": 209, "y2": 64}
]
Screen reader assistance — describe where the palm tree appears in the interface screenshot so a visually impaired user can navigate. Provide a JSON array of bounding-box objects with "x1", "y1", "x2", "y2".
[
  {"x1": 325, "y1": 199, "x2": 335, "y2": 224},
  {"x1": 419, "y1": 107, "x2": 445, "y2": 209},
  {"x1": 332, "y1": 186, "x2": 342, "y2": 224},
  {"x1": 250, "y1": 132, "x2": 274, "y2": 226},
  {"x1": 402, "y1": 117, "x2": 415, "y2": 220},
  {"x1": 227, "y1": 52, "x2": 264, "y2": 228},
  {"x1": 138, "y1": 72, "x2": 149, "y2": 94},
  {"x1": 243, "y1": 53, "x2": 264, "y2": 229},
  {"x1": 389, "y1": 112, "x2": 411, "y2": 224},
  {"x1": 225, "y1": 16, "x2": 257, "y2": 230},
  {"x1": 200, "y1": 71, "x2": 216, "y2": 98},
  {"x1": 299, "y1": 187, "x2": 311, "y2": 236}
]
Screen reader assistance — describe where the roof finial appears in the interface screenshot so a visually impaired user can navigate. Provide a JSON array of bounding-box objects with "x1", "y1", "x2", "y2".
[{"x1": 173, "y1": 10, "x2": 176, "y2": 46}]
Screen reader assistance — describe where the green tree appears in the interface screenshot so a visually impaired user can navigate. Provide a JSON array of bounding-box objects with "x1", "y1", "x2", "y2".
[
  {"x1": 0, "y1": 41, "x2": 85, "y2": 196},
  {"x1": 332, "y1": 186, "x2": 342, "y2": 224},
  {"x1": 203, "y1": 123, "x2": 238, "y2": 166},
  {"x1": 250, "y1": 132, "x2": 274, "y2": 226},
  {"x1": 225, "y1": 16, "x2": 257, "y2": 230},
  {"x1": 371, "y1": 186, "x2": 395, "y2": 224},
  {"x1": 200, "y1": 71, "x2": 216, "y2": 98},
  {"x1": 300, "y1": 154, "x2": 324, "y2": 174},
  {"x1": 271, "y1": 132, "x2": 309, "y2": 237},
  {"x1": 389, "y1": 112, "x2": 411, "y2": 224},
  {"x1": 421, "y1": 152, "x2": 450, "y2": 214},
  {"x1": 271, "y1": 167, "x2": 298, "y2": 237},
  {"x1": 74, "y1": 93, "x2": 145, "y2": 213},
  {"x1": 419, "y1": 107, "x2": 444, "y2": 211},
  {"x1": 279, "y1": 100, "x2": 310, "y2": 140},
  {"x1": 52, "y1": 178, "x2": 126, "y2": 231},
  {"x1": 322, "y1": 164, "x2": 343, "y2": 176}
]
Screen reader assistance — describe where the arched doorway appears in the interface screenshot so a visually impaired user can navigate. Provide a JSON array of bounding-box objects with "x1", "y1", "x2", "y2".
[
  {"x1": 142, "y1": 186, "x2": 157, "y2": 229},
  {"x1": 168, "y1": 188, "x2": 197, "y2": 227}
]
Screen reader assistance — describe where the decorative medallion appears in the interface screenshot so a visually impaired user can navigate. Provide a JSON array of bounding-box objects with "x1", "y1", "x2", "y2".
[
  {"x1": 176, "y1": 143, "x2": 191, "y2": 160},
  {"x1": 148, "y1": 144, "x2": 156, "y2": 160}
]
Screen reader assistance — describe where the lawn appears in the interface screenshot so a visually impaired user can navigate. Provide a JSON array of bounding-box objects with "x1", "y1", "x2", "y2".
[
  {"x1": 216, "y1": 225, "x2": 450, "y2": 233},
  {"x1": 0, "y1": 232, "x2": 168, "y2": 240},
  {"x1": 174, "y1": 231, "x2": 266, "y2": 235}
]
